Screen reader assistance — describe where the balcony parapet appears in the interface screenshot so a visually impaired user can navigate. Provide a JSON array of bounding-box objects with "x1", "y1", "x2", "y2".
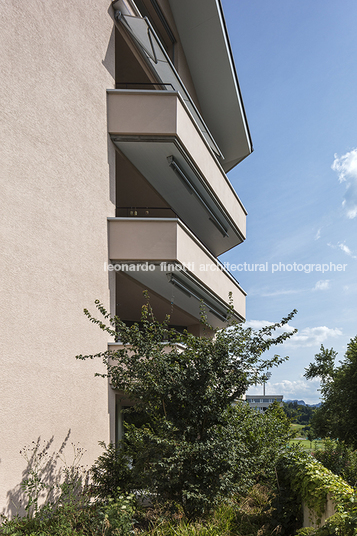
[
  {"x1": 107, "y1": 89, "x2": 246, "y2": 256},
  {"x1": 108, "y1": 217, "x2": 246, "y2": 327}
]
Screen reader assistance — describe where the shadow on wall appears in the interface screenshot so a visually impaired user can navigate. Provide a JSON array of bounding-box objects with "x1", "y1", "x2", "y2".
[
  {"x1": 2, "y1": 430, "x2": 88, "y2": 519},
  {"x1": 102, "y1": 23, "x2": 115, "y2": 80}
]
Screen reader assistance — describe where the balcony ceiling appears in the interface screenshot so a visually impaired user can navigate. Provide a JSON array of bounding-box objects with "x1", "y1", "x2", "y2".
[
  {"x1": 168, "y1": 0, "x2": 253, "y2": 171},
  {"x1": 108, "y1": 218, "x2": 246, "y2": 327},
  {"x1": 112, "y1": 137, "x2": 242, "y2": 256},
  {"x1": 108, "y1": 90, "x2": 246, "y2": 257}
]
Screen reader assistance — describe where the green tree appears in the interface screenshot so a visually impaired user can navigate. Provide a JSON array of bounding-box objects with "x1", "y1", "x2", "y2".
[
  {"x1": 304, "y1": 336, "x2": 357, "y2": 448},
  {"x1": 78, "y1": 299, "x2": 297, "y2": 516},
  {"x1": 282, "y1": 401, "x2": 315, "y2": 425}
]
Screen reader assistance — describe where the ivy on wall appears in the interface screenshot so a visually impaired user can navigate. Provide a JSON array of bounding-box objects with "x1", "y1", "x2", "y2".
[{"x1": 278, "y1": 447, "x2": 357, "y2": 536}]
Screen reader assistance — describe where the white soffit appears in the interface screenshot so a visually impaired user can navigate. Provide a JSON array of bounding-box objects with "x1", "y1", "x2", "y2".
[{"x1": 168, "y1": 0, "x2": 253, "y2": 172}]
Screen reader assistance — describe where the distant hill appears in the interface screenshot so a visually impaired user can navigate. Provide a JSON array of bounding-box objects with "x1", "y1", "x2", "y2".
[{"x1": 284, "y1": 399, "x2": 321, "y2": 408}]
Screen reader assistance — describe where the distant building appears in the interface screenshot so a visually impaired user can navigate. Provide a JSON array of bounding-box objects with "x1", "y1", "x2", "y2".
[{"x1": 244, "y1": 395, "x2": 284, "y2": 412}]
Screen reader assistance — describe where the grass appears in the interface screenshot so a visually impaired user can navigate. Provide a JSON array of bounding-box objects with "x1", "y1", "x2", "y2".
[
  {"x1": 289, "y1": 438, "x2": 325, "y2": 452},
  {"x1": 135, "y1": 485, "x2": 279, "y2": 536},
  {"x1": 289, "y1": 425, "x2": 325, "y2": 452},
  {"x1": 291, "y1": 424, "x2": 305, "y2": 430}
]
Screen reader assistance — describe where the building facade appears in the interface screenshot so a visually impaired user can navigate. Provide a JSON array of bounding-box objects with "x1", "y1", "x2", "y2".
[
  {"x1": 245, "y1": 395, "x2": 284, "y2": 412},
  {"x1": 0, "y1": 0, "x2": 252, "y2": 515}
]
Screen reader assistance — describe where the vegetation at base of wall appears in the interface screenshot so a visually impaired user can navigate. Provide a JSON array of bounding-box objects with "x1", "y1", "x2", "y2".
[
  {"x1": 136, "y1": 484, "x2": 278, "y2": 536},
  {"x1": 0, "y1": 439, "x2": 283, "y2": 534},
  {"x1": 0, "y1": 493, "x2": 136, "y2": 536},
  {"x1": 1, "y1": 402, "x2": 293, "y2": 534},
  {"x1": 0, "y1": 441, "x2": 136, "y2": 536},
  {"x1": 277, "y1": 446, "x2": 357, "y2": 531},
  {"x1": 0, "y1": 483, "x2": 281, "y2": 536},
  {"x1": 77, "y1": 297, "x2": 296, "y2": 517}
]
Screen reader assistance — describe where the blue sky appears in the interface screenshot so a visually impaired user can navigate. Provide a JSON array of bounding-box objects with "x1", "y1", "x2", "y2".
[{"x1": 221, "y1": 0, "x2": 357, "y2": 404}]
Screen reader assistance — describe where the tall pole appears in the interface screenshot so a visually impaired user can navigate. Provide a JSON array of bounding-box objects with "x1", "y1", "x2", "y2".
[{"x1": 263, "y1": 372, "x2": 272, "y2": 396}]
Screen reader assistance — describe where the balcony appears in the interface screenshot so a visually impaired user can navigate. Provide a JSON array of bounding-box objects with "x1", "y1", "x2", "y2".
[
  {"x1": 107, "y1": 89, "x2": 247, "y2": 257},
  {"x1": 112, "y1": 5, "x2": 253, "y2": 171},
  {"x1": 108, "y1": 217, "x2": 246, "y2": 328}
]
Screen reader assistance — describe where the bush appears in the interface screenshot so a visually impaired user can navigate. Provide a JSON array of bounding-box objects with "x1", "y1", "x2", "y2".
[
  {"x1": 0, "y1": 494, "x2": 136, "y2": 536},
  {"x1": 0, "y1": 440, "x2": 136, "y2": 536},
  {"x1": 275, "y1": 446, "x2": 357, "y2": 535},
  {"x1": 313, "y1": 439, "x2": 357, "y2": 488},
  {"x1": 91, "y1": 441, "x2": 135, "y2": 499},
  {"x1": 91, "y1": 401, "x2": 292, "y2": 519},
  {"x1": 78, "y1": 299, "x2": 297, "y2": 517}
]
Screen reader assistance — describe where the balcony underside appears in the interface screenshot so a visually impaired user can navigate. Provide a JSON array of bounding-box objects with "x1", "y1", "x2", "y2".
[
  {"x1": 108, "y1": 90, "x2": 246, "y2": 257},
  {"x1": 167, "y1": 0, "x2": 253, "y2": 171},
  {"x1": 108, "y1": 218, "x2": 246, "y2": 328},
  {"x1": 114, "y1": 272, "x2": 201, "y2": 330},
  {"x1": 112, "y1": 3, "x2": 253, "y2": 171}
]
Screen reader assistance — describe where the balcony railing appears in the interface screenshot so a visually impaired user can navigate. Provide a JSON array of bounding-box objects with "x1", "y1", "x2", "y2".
[
  {"x1": 113, "y1": 10, "x2": 223, "y2": 159},
  {"x1": 115, "y1": 82, "x2": 174, "y2": 90},
  {"x1": 107, "y1": 90, "x2": 247, "y2": 257},
  {"x1": 116, "y1": 206, "x2": 177, "y2": 218},
  {"x1": 108, "y1": 217, "x2": 246, "y2": 326}
]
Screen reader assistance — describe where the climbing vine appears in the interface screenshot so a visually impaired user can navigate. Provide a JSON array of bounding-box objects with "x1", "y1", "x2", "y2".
[{"x1": 278, "y1": 447, "x2": 357, "y2": 535}]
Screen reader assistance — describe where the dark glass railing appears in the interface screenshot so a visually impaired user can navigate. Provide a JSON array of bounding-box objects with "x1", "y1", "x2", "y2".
[
  {"x1": 115, "y1": 82, "x2": 174, "y2": 90},
  {"x1": 116, "y1": 206, "x2": 177, "y2": 218}
]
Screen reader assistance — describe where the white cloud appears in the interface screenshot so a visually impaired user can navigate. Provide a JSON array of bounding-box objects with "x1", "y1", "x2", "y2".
[
  {"x1": 286, "y1": 326, "x2": 342, "y2": 347},
  {"x1": 244, "y1": 319, "x2": 296, "y2": 332},
  {"x1": 260, "y1": 289, "x2": 303, "y2": 297},
  {"x1": 246, "y1": 320, "x2": 342, "y2": 348},
  {"x1": 327, "y1": 241, "x2": 356, "y2": 258},
  {"x1": 313, "y1": 280, "x2": 330, "y2": 291},
  {"x1": 246, "y1": 377, "x2": 321, "y2": 405},
  {"x1": 332, "y1": 149, "x2": 357, "y2": 219},
  {"x1": 315, "y1": 228, "x2": 321, "y2": 240},
  {"x1": 338, "y1": 242, "x2": 356, "y2": 258}
]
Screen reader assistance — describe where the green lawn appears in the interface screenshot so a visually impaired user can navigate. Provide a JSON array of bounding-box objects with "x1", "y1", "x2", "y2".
[
  {"x1": 291, "y1": 424, "x2": 305, "y2": 430},
  {"x1": 289, "y1": 424, "x2": 325, "y2": 451},
  {"x1": 289, "y1": 438, "x2": 325, "y2": 451}
]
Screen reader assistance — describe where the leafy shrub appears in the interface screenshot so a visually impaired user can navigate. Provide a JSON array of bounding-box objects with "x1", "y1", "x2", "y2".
[
  {"x1": 0, "y1": 495, "x2": 136, "y2": 535},
  {"x1": 276, "y1": 446, "x2": 357, "y2": 535},
  {"x1": 78, "y1": 299, "x2": 296, "y2": 517},
  {"x1": 90, "y1": 401, "x2": 292, "y2": 520},
  {"x1": 313, "y1": 439, "x2": 357, "y2": 488},
  {"x1": 91, "y1": 441, "x2": 135, "y2": 499}
]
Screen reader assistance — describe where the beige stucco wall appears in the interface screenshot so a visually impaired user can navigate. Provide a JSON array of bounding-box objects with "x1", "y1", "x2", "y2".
[
  {"x1": 0, "y1": 0, "x2": 116, "y2": 516},
  {"x1": 303, "y1": 494, "x2": 336, "y2": 529}
]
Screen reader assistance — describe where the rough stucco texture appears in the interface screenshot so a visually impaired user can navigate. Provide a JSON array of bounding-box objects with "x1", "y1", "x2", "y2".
[{"x1": 0, "y1": 0, "x2": 116, "y2": 516}]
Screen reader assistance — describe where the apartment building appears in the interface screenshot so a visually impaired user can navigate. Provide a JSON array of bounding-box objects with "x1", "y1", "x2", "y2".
[
  {"x1": 0, "y1": 0, "x2": 252, "y2": 515},
  {"x1": 245, "y1": 395, "x2": 284, "y2": 412}
]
